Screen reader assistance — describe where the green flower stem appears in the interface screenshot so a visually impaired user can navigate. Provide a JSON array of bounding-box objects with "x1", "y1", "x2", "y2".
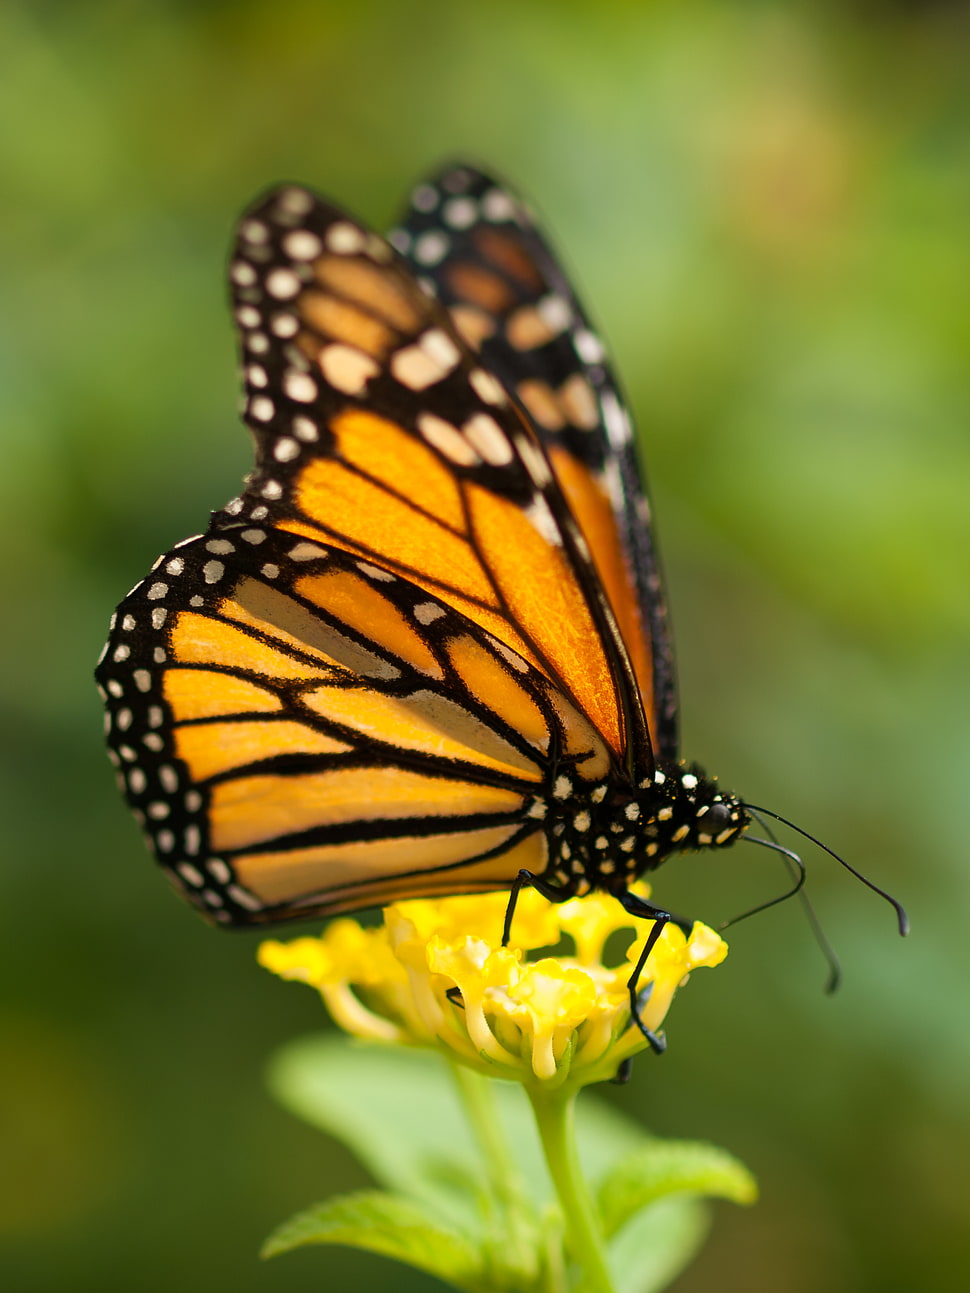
[
  {"x1": 528, "y1": 1086, "x2": 616, "y2": 1293},
  {"x1": 449, "y1": 1062, "x2": 537, "y2": 1280}
]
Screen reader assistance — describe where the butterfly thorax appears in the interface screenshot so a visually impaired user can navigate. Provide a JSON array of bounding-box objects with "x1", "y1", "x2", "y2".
[{"x1": 539, "y1": 761, "x2": 748, "y2": 897}]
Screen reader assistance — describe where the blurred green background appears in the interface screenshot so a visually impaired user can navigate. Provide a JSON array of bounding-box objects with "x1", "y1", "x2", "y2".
[{"x1": 2, "y1": 1, "x2": 968, "y2": 1290}]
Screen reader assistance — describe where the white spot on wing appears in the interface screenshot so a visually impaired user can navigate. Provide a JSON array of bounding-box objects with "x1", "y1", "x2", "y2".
[
  {"x1": 320, "y1": 344, "x2": 379, "y2": 395},
  {"x1": 265, "y1": 268, "x2": 301, "y2": 299},
  {"x1": 283, "y1": 230, "x2": 322, "y2": 260},
  {"x1": 463, "y1": 413, "x2": 512, "y2": 465},
  {"x1": 326, "y1": 222, "x2": 367, "y2": 255}
]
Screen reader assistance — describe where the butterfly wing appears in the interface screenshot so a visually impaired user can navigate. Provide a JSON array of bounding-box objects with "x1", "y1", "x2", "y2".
[
  {"x1": 96, "y1": 529, "x2": 613, "y2": 925},
  {"x1": 96, "y1": 181, "x2": 642, "y2": 924},
  {"x1": 391, "y1": 164, "x2": 678, "y2": 760},
  {"x1": 219, "y1": 183, "x2": 649, "y2": 767}
]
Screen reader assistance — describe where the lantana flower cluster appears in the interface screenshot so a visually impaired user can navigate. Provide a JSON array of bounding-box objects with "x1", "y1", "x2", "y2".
[{"x1": 259, "y1": 884, "x2": 727, "y2": 1090}]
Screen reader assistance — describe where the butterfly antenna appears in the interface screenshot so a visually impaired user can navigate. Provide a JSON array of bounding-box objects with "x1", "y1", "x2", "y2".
[
  {"x1": 743, "y1": 809, "x2": 843, "y2": 993},
  {"x1": 743, "y1": 803, "x2": 910, "y2": 938}
]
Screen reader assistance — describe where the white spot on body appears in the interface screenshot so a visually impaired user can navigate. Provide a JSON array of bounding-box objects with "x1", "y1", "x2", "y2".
[{"x1": 681, "y1": 773, "x2": 698, "y2": 790}]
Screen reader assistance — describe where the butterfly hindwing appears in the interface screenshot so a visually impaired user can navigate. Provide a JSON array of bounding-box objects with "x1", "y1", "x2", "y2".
[
  {"x1": 220, "y1": 183, "x2": 646, "y2": 765},
  {"x1": 96, "y1": 528, "x2": 620, "y2": 925},
  {"x1": 392, "y1": 164, "x2": 678, "y2": 759}
]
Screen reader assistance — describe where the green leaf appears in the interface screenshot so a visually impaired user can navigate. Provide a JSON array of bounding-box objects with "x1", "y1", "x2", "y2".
[
  {"x1": 598, "y1": 1139, "x2": 758, "y2": 1238},
  {"x1": 262, "y1": 1188, "x2": 490, "y2": 1293},
  {"x1": 267, "y1": 1035, "x2": 654, "y2": 1228},
  {"x1": 608, "y1": 1196, "x2": 710, "y2": 1293}
]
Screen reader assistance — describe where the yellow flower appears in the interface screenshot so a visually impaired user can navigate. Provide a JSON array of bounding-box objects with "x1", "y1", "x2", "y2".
[{"x1": 258, "y1": 885, "x2": 727, "y2": 1090}]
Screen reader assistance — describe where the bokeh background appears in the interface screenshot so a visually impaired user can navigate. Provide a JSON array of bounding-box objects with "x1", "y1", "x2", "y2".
[{"x1": 3, "y1": 2, "x2": 968, "y2": 1290}]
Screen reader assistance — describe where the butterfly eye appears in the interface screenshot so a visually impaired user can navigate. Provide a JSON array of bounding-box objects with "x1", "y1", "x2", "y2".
[{"x1": 701, "y1": 803, "x2": 733, "y2": 834}]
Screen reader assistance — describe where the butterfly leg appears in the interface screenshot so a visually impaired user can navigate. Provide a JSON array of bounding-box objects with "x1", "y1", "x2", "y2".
[
  {"x1": 502, "y1": 868, "x2": 573, "y2": 946},
  {"x1": 616, "y1": 890, "x2": 692, "y2": 1055}
]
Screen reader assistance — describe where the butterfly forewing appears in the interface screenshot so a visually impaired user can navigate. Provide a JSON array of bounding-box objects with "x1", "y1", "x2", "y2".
[
  {"x1": 221, "y1": 184, "x2": 641, "y2": 762},
  {"x1": 392, "y1": 164, "x2": 678, "y2": 760}
]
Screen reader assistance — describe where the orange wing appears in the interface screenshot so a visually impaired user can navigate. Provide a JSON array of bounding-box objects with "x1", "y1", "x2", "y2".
[
  {"x1": 391, "y1": 164, "x2": 678, "y2": 759},
  {"x1": 96, "y1": 531, "x2": 611, "y2": 924},
  {"x1": 220, "y1": 184, "x2": 649, "y2": 767}
]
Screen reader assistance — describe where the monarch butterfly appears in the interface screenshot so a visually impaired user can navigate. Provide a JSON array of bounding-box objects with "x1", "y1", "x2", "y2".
[{"x1": 96, "y1": 164, "x2": 904, "y2": 1041}]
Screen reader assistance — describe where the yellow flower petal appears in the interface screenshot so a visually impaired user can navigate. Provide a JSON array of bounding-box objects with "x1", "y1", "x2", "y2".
[{"x1": 259, "y1": 889, "x2": 729, "y2": 1089}]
